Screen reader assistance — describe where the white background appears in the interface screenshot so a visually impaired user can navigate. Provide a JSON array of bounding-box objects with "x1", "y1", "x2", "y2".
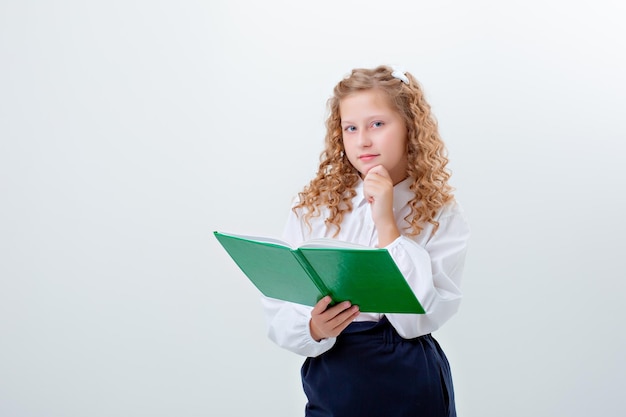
[{"x1": 1, "y1": 1, "x2": 625, "y2": 416}]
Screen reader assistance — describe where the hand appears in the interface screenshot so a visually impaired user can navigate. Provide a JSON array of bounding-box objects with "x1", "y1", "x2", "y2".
[
  {"x1": 363, "y1": 165, "x2": 400, "y2": 246},
  {"x1": 309, "y1": 296, "x2": 360, "y2": 342}
]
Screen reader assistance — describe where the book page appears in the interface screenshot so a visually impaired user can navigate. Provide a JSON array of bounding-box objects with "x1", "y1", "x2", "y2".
[
  {"x1": 299, "y1": 238, "x2": 372, "y2": 250},
  {"x1": 216, "y1": 232, "x2": 373, "y2": 250},
  {"x1": 216, "y1": 232, "x2": 292, "y2": 248}
]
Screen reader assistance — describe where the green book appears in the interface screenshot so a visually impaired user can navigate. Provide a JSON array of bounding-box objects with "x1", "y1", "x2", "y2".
[{"x1": 214, "y1": 231, "x2": 425, "y2": 314}]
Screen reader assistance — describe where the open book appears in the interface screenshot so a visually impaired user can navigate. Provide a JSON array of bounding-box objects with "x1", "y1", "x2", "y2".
[{"x1": 214, "y1": 231, "x2": 424, "y2": 314}]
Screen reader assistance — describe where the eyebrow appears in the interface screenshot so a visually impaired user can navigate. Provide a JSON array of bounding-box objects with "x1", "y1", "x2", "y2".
[{"x1": 340, "y1": 115, "x2": 388, "y2": 125}]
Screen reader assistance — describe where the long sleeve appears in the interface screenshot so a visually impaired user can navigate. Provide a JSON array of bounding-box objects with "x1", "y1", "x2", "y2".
[
  {"x1": 261, "y1": 205, "x2": 337, "y2": 357},
  {"x1": 261, "y1": 296, "x2": 336, "y2": 357},
  {"x1": 384, "y1": 202, "x2": 470, "y2": 338}
]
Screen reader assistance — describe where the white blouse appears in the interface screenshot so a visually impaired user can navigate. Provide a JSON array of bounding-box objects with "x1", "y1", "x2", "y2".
[{"x1": 261, "y1": 177, "x2": 470, "y2": 357}]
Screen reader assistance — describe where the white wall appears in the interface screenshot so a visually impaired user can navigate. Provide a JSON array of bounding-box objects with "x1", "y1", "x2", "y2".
[{"x1": 1, "y1": 1, "x2": 625, "y2": 416}]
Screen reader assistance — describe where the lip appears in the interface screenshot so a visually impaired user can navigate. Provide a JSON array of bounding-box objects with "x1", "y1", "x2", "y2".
[{"x1": 359, "y1": 154, "x2": 379, "y2": 161}]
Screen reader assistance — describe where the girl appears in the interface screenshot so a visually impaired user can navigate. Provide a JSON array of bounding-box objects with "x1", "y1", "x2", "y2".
[{"x1": 262, "y1": 65, "x2": 470, "y2": 417}]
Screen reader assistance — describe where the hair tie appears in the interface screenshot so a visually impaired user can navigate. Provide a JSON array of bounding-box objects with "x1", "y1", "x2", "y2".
[{"x1": 391, "y1": 66, "x2": 409, "y2": 85}]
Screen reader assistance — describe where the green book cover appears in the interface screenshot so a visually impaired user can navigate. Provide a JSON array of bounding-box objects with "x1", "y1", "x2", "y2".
[{"x1": 214, "y1": 231, "x2": 425, "y2": 314}]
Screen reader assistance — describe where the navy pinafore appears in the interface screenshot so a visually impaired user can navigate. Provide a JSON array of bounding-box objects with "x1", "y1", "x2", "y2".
[{"x1": 301, "y1": 317, "x2": 456, "y2": 417}]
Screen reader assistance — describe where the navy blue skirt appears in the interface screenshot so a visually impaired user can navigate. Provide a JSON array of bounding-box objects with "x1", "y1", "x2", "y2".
[{"x1": 301, "y1": 317, "x2": 456, "y2": 417}]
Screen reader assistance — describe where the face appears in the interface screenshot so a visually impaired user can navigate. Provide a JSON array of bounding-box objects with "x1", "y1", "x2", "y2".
[{"x1": 339, "y1": 89, "x2": 409, "y2": 185}]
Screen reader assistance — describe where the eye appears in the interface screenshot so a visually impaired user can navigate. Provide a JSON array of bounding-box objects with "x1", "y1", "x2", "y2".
[
  {"x1": 344, "y1": 125, "x2": 357, "y2": 132},
  {"x1": 372, "y1": 121, "x2": 384, "y2": 128}
]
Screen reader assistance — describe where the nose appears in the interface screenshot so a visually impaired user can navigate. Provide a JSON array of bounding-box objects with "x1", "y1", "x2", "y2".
[{"x1": 356, "y1": 130, "x2": 372, "y2": 147}]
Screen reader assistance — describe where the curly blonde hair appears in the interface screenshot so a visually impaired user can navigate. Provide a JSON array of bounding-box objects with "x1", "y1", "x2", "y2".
[{"x1": 294, "y1": 65, "x2": 454, "y2": 237}]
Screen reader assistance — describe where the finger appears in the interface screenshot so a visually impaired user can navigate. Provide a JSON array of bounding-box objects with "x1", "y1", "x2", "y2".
[
  {"x1": 319, "y1": 300, "x2": 352, "y2": 320},
  {"x1": 363, "y1": 180, "x2": 385, "y2": 202},
  {"x1": 311, "y1": 304, "x2": 359, "y2": 339},
  {"x1": 330, "y1": 306, "x2": 361, "y2": 333},
  {"x1": 326, "y1": 304, "x2": 359, "y2": 330},
  {"x1": 366, "y1": 164, "x2": 390, "y2": 179},
  {"x1": 311, "y1": 295, "x2": 333, "y2": 315},
  {"x1": 363, "y1": 164, "x2": 386, "y2": 177}
]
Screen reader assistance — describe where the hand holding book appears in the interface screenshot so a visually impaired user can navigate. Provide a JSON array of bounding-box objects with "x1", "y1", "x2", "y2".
[{"x1": 309, "y1": 296, "x2": 361, "y2": 341}]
